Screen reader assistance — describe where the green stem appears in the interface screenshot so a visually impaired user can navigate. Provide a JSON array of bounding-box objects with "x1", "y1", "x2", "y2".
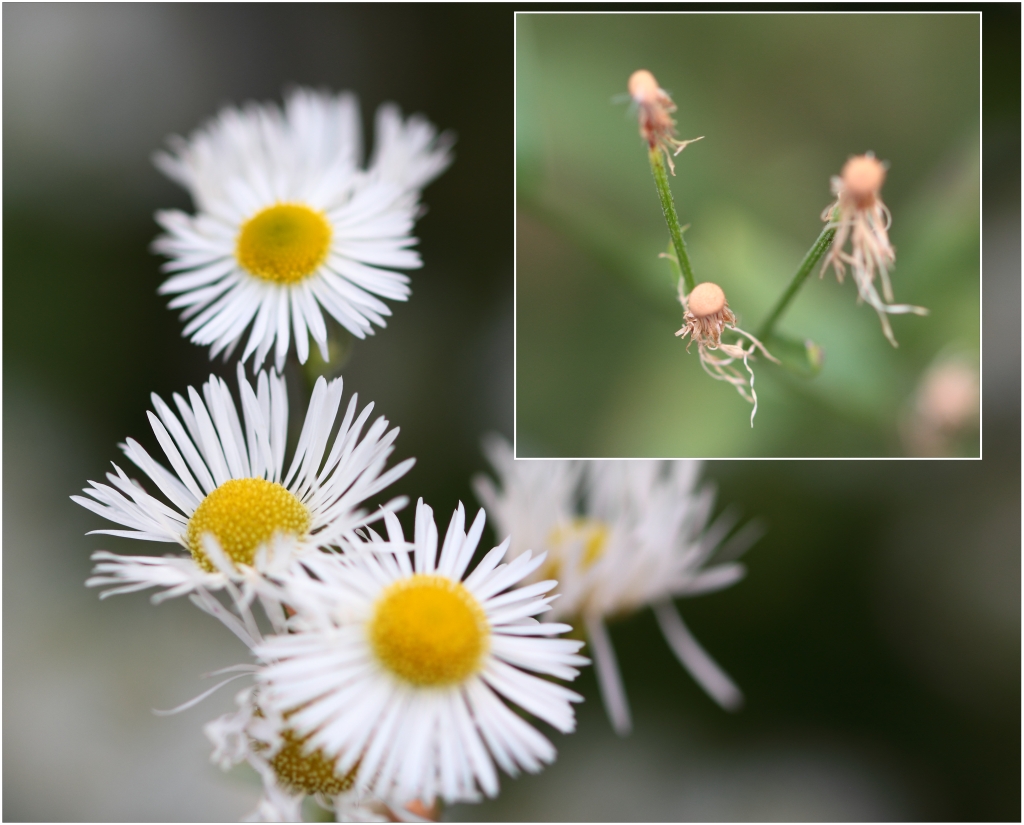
[
  {"x1": 756, "y1": 225, "x2": 836, "y2": 341},
  {"x1": 648, "y1": 147, "x2": 696, "y2": 294}
]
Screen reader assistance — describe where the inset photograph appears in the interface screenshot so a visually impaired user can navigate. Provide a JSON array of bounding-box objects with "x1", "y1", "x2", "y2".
[{"x1": 516, "y1": 12, "x2": 981, "y2": 458}]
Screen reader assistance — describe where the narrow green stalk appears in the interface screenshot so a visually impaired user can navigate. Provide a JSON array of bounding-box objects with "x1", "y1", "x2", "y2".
[
  {"x1": 757, "y1": 225, "x2": 836, "y2": 341},
  {"x1": 648, "y1": 147, "x2": 696, "y2": 294}
]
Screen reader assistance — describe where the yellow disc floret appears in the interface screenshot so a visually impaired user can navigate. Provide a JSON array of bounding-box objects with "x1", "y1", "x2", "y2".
[
  {"x1": 549, "y1": 518, "x2": 610, "y2": 571},
  {"x1": 187, "y1": 477, "x2": 311, "y2": 572},
  {"x1": 369, "y1": 574, "x2": 489, "y2": 686},
  {"x1": 270, "y1": 728, "x2": 357, "y2": 796},
  {"x1": 236, "y1": 203, "x2": 332, "y2": 284}
]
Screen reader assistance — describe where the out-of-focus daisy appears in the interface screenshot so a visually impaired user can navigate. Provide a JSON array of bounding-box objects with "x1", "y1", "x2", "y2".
[
  {"x1": 153, "y1": 88, "x2": 453, "y2": 370},
  {"x1": 205, "y1": 684, "x2": 394, "y2": 822},
  {"x1": 74, "y1": 364, "x2": 413, "y2": 614},
  {"x1": 627, "y1": 69, "x2": 703, "y2": 175},
  {"x1": 464, "y1": 439, "x2": 583, "y2": 564},
  {"x1": 820, "y1": 152, "x2": 928, "y2": 347},
  {"x1": 475, "y1": 441, "x2": 761, "y2": 735},
  {"x1": 675, "y1": 281, "x2": 778, "y2": 427},
  {"x1": 255, "y1": 500, "x2": 588, "y2": 805}
]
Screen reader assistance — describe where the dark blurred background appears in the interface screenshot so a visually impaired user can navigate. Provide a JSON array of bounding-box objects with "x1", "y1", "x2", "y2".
[
  {"x1": 516, "y1": 12, "x2": 984, "y2": 458},
  {"x1": 4, "y1": 5, "x2": 1019, "y2": 822},
  {"x1": 4, "y1": 4, "x2": 513, "y2": 820}
]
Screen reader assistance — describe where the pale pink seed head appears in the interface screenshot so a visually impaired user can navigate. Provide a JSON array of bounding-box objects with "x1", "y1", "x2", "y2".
[
  {"x1": 628, "y1": 69, "x2": 661, "y2": 104},
  {"x1": 841, "y1": 154, "x2": 886, "y2": 206},
  {"x1": 688, "y1": 282, "x2": 727, "y2": 318}
]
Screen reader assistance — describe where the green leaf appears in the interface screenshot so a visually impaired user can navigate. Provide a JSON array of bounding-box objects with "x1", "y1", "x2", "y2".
[
  {"x1": 764, "y1": 332, "x2": 824, "y2": 378},
  {"x1": 661, "y1": 241, "x2": 683, "y2": 285}
]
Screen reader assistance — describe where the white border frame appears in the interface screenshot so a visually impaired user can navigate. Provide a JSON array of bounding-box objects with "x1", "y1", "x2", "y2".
[{"x1": 512, "y1": 9, "x2": 985, "y2": 462}]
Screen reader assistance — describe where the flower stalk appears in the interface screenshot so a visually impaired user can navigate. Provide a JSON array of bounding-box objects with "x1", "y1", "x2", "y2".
[
  {"x1": 756, "y1": 224, "x2": 836, "y2": 342},
  {"x1": 649, "y1": 146, "x2": 697, "y2": 294}
]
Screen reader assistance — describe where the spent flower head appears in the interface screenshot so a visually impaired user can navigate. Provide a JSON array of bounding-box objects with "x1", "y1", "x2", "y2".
[
  {"x1": 820, "y1": 152, "x2": 928, "y2": 346},
  {"x1": 628, "y1": 69, "x2": 703, "y2": 175},
  {"x1": 675, "y1": 281, "x2": 779, "y2": 427},
  {"x1": 900, "y1": 352, "x2": 980, "y2": 457}
]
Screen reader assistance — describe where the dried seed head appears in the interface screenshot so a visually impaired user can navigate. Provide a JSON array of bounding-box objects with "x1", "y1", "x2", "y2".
[
  {"x1": 677, "y1": 282, "x2": 736, "y2": 351},
  {"x1": 916, "y1": 359, "x2": 979, "y2": 430},
  {"x1": 628, "y1": 70, "x2": 662, "y2": 105},
  {"x1": 900, "y1": 355, "x2": 979, "y2": 456},
  {"x1": 687, "y1": 282, "x2": 727, "y2": 318},
  {"x1": 821, "y1": 153, "x2": 925, "y2": 346},
  {"x1": 628, "y1": 69, "x2": 702, "y2": 174},
  {"x1": 675, "y1": 281, "x2": 779, "y2": 427},
  {"x1": 841, "y1": 154, "x2": 886, "y2": 208}
]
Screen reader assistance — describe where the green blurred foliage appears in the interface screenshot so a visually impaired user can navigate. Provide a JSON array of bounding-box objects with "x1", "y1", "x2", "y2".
[{"x1": 516, "y1": 13, "x2": 980, "y2": 457}]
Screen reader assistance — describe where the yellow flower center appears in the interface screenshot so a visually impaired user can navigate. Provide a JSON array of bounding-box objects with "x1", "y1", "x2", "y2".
[
  {"x1": 368, "y1": 574, "x2": 489, "y2": 686},
  {"x1": 270, "y1": 728, "x2": 357, "y2": 797},
  {"x1": 236, "y1": 203, "x2": 332, "y2": 284},
  {"x1": 548, "y1": 518, "x2": 610, "y2": 572},
  {"x1": 186, "y1": 478, "x2": 311, "y2": 572}
]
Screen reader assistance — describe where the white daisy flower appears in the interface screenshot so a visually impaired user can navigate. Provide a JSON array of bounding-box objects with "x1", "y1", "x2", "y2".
[
  {"x1": 74, "y1": 363, "x2": 413, "y2": 613},
  {"x1": 474, "y1": 439, "x2": 761, "y2": 735},
  {"x1": 205, "y1": 684, "x2": 392, "y2": 823},
  {"x1": 464, "y1": 439, "x2": 583, "y2": 564},
  {"x1": 152, "y1": 87, "x2": 453, "y2": 371},
  {"x1": 254, "y1": 500, "x2": 588, "y2": 805}
]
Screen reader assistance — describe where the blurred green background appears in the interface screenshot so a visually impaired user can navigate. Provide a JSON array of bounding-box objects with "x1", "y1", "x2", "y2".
[
  {"x1": 517, "y1": 13, "x2": 982, "y2": 457},
  {"x1": 4, "y1": 5, "x2": 1019, "y2": 823}
]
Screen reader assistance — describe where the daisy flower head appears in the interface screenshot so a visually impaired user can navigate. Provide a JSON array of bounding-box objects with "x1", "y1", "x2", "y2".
[
  {"x1": 627, "y1": 69, "x2": 703, "y2": 175},
  {"x1": 255, "y1": 500, "x2": 588, "y2": 806},
  {"x1": 74, "y1": 363, "x2": 413, "y2": 612},
  {"x1": 820, "y1": 152, "x2": 928, "y2": 347},
  {"x1": 205, "y1": 685, "x2": 390, "y2": 822},
  {"x1": 476, "y1": 442, "x2": 761, "y2": 735},
  {"x1": 152, "y1": 87, "x2": 454, "y2": 371},
  {"x1": 675, "y1": 281, "x2": 779, "y2": 427}
]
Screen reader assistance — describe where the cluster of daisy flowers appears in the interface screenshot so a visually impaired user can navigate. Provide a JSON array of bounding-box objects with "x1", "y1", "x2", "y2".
[
  {"x1": 76, "y1": 371, "x2": 753, "y2": 819},
  {"x1": 627, "y1": 69, "x2": 928, "y2": 425},
  {"x1": 76, "y1": 85, "x2": 760, "y2": 822},
  {"x1": 78, "y1": 361, "x2": 589, "y2": 819}
]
